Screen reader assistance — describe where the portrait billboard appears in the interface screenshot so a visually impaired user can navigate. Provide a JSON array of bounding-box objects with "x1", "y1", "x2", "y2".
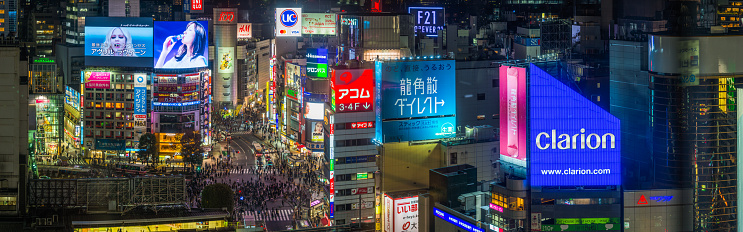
[
  {"x1": 408, "y1": 7, "x2": 445, "y2": 37},
  {"x1": 302, "y1": 13, "x2": 336, "y2": 35},
  {"x1": 393, "y1": 196, "x2": 419, "y2": 232},
  {"x1": 307, "y1": 48, "x2": 328, "y2": 77},
  {"x1": 311, "y1": 121, "x2": 324, "y2": 142},
  {"x1": 529, "y1": 63, "x2": 621, "y2": 186},
  {"x1": 217, "y1": 47, "x2": 234, "y2": 73},
  {"x1": 133, "y1": 73, "x2": 147, "y2": 115},
  {"x1": 499, "y1": 66, "x2": 527, "y2": 161},
  {"x1": 375, "y1": 60, "x2": 456, "y2": 142},
  {"x1": 84, "y1": 17, "x2": 153, "y2": 67},
  {"x1": 65, "y1": 86, "x2": 81, "y2": 111},
  {"x1": 305, "y1": 102, "x2": 324, "y2": 120},
  {"x1": 153, "y1": 21, "x2": 209, "y2": 69},
  {"x1": 276, "y1": 8, "x2": 302, "y2": 37},
  {"x1": 286, "y1": 63, "x2": 302, "y2": 89},
  {"x1": 84, "y1": 72, "x2": 111, "y2": 89},
  {"x1": 331, "y1": 69, "x2": 374, "y2": 113},
  {"x1": 237, "y1": 23, "x2": 252, "y2": 38}
]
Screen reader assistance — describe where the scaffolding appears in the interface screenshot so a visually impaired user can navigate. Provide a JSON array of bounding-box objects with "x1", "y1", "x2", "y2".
[
  {"x1": 28, "y1": 176, "x2": 187, "y2": 215},
  {"x1": 539, "y1": 19, "x2": 572, "y2": 56}
]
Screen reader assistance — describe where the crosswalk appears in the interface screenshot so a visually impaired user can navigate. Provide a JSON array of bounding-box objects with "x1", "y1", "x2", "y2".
[
  {"x1": 231, "y1": 131, "x2": 252, "y2": 135},
  {"x1": 240, "y1": 209, "x2": 293, "y2": 221},
  {"x1": 229, "y1": 168, "x2": 280, "y2": 174}
]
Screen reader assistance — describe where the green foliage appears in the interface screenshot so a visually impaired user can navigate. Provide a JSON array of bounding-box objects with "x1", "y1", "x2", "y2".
[
  {"x1": 138, "y1": 132, "x2": 157, "y2": 165},
  {"x1": 201, "y1": 183, "x2": 234, "y2": 212},
  {"x1": 180, "y1": 131, "x2": 204, "y2": 171}
]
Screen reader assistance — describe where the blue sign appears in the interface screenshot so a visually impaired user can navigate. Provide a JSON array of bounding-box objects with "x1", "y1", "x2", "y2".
[
  {"x1": 529, "y1": 64, "x2": 621, "y2": 186},
  {"x1": 434, "y1": 207, "x2": 484, "y2": 232},
  {"x1": 280, "y1": 9, "x2": 299, "y2": 27},
  {"x1": 375, "y1": 60, "x2": 456, "y2": 142},
  {"x1": 153, "y1": 101, "x2": 200, "y2": 107},
  {"x1": 95, "y1": 139, "x2": 126, "y2": 151},
  {"x1": 515, "y1": 36, "x2": 541, "y2": 46},
  {"x1": 408, "y1": 7, "x2": 445, "y2": 37}
]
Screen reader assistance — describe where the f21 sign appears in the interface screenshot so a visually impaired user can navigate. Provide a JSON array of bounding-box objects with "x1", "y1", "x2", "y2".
[{"x1": 408, "y1": 7, "x2": 445, "y2": 37}]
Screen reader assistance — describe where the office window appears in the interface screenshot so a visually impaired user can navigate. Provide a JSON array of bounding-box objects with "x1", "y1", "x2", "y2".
[
  {"x1": 450, "y1": 152, "x2": 457, "y2": 164},
  {"x1": 492, "y1": 79, "x2": 498, "y2": 88},
  {"x1": 477, "y1": 93, "x2": 485, "y2": 100}
]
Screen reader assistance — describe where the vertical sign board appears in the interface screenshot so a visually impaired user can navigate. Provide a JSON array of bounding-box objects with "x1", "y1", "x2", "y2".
[
  {"x1": 499, "y1": 66, "x2": 527, "y2": 163},
  {"x1": 331, "y1": 69, "x2": 374, "y2": 113},
  {"x1": 679, "y1": 40, "x2": 699, "y2": 86},
  {"x1": 408, "y1": 7, "x2": 445, "y2": 37},
  {"x1": 384, "y1": 195, "x2": 393, "y2": 232},
  {"x1": 393, "y1": 196, "x2": 419, "y2": 232},
  {"x1": 529, "y1": 64, "x2": 621, "y2": 186},
  {"x1": 218, "y1": 47, "x2": 234, "y2": 73},
  {"x1": 375, "y1": 60, "x2": 456, "y2": 142},
  {"x1": 307, "y1": 48, "x2": 328, "y2": 77},
  {"x1": 302, "y1": 13, "x2": 337, "y2": 35},
  {"x1": 237, "y1": 23, "x2": 252, "y2": 38},
  {"x1": 328, "y1": 113, "x2": 335, "y2": 218},
  {"x1": 133, "y1": 73, "x2": 148, "y2": 142},
  {"x1": 276, "y1": 8, "x2": 302, "y2": 37}
]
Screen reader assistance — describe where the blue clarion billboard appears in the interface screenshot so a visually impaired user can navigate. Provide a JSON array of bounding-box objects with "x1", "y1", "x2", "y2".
[
  {"x1": 375, "y1": 60, "x2": 456, "y2": 142},
  {"x1": 529, "y1": 64, "x2": 621, "y2": 186}
]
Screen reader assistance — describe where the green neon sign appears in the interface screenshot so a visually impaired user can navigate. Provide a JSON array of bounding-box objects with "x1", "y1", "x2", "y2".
[{"x1": 34, "y1": 58, "x2": 55, "y2": 63}]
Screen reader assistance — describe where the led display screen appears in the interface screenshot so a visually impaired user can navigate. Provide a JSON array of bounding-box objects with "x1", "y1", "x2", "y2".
[
  {"x1": 84, "y1": 17, "x2": 153, "y2": 67},
  {"x1": 408, "y1": 7, "x2": 445, "y2": 37},
  {"x1": 65, "y1": 86, "x2": 81, "y2": 111},
  {"x1": 84, "y1": 72, "x2": 111, "y2": 89},
  {"x1": 375, "y1": 60, "x2": 456, "y2": 142},
  {"x1": 529, "y1": 63, "x2": 621, "y2": 186},
  {"x1": 302, "y1": 13, "x2": 336, "y2": 35},
  {"x1": 217, "y1": 47, "x2": 234, "y2": 73},
  {"x1": 154, "y1": 21, "x2": 209, "y2": 69},
  {"x1": 311, "y1": 121, "x2": 324, "y2": 142},
  {"x1": 305, "y1": 102, "x2": 324, "y2": 120},
  {"x1": 499, "y1": 66, "x2": 527, "y2": 161},
  {"x1": 433, "y1": 207, "x2": 484, "y2": 232},
  {"x1": 331, "y1": 69, "x2": 374, "y2": 113},
  {"x1": 276, "y1": 8, "x2": 302, "y2": 37},
  {"x1": 307, "y1": 48, "x2": 328, "y2": 77}
]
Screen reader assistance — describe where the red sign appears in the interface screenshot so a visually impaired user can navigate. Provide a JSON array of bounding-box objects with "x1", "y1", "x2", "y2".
[
  {"x1": 348, "y1": 121, "x2": 374, "y2": 129},
  {"x1": 191, "y1": 0, "x2": 202, "y2": 11},
  {"x1": 218, "y1": 11, "x2": 235, "y2": 23},
  {"x1": 371, "y1": 0, "x2": 382, "y2": 12},
  {"x1": 134, "y1": 114, "x2": 147, "y2": 119},
  {"x1": 331, "y1": 69, "x2": 374, "y2": 113},
  {"x1": 637, "y1": 195, "x2": 649, "y2": 205}
]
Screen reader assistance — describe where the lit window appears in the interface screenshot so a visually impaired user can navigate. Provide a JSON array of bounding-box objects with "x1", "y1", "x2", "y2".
[
  {"x1": 0, "y1": 10, "x2": 5, "y2": 14},
  {"x1": 722, "y1": 17, "x2": 727, "y2": 21}
]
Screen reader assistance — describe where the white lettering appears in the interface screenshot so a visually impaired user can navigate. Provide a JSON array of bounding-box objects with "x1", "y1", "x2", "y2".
[
  {"x1": 535, "y1": 128, "x2": 616, "y2": 150},
  {"x1": 536, "y1": 132, "x2": 550, "y2": 149}
]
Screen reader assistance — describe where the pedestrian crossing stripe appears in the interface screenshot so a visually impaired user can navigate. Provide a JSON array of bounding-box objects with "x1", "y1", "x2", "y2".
[{"x1": 240, "y1": 209, "x2": 293, "y2": 221}]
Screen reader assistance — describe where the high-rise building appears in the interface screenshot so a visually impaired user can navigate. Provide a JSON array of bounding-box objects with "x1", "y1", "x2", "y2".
[
  {"x1": 108, "y1": 0, "x2": 140, "y2": 17},
  {"x1": 0, "y1": 47, "x2": 29, "y2": 217},
  {"x1": 0, "y1": 0, "x2": 18, "y2": 37},
  {"x1": 62, "y1": 0, "x2": 102, "y2": 45}
]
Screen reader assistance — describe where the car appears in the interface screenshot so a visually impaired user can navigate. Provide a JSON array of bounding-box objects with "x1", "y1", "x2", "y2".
[{"x1": 257, "y1": 160, "x2": 264, "y2": 167}]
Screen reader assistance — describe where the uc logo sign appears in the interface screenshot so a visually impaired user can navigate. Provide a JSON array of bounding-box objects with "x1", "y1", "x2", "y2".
[{"x1": 280, "y1": 9, "x2": 298, "y2": 27}]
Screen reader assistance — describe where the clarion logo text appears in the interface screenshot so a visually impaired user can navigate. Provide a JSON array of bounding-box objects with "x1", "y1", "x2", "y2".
[{"x1": 536, "y1": 128, "x2": 616, "y2": 150}]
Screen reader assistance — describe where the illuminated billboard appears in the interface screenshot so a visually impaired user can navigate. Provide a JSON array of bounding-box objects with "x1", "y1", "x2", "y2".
[
  {"x1": 499, "y1": 66, "x2": 527, "y2": 161},
  {"x1": 331, "y1": 69, "x2": 374, "y2": 113},
  {"x1": 286, "y1": 63, "x2": 302, "y2": 89},
  {"x1": 393, "y1": 196, "x2": 419, "y2": 232},
  {"x1": 84, "y1": 17, "x2": 153, "y2": 67},
  {"x1": 65, "y1": 86, "x2": 81, "y2": 111},
  {"x1": 302, "y1": 13, "x2": 336, "y2": 35},
  {"x1": 311, "y1": 121, "x2": 324, "y2": 142},
  {"x1": 305, "y1": 102, "x2": 324, "y2": 120},
  {"x1": 133, "y1": 73, "x2": 147, "y2": 115},
  {"x1": 375, "y1": 60, "x2": 456, "y2": 142},
  {"x1": 433, "y1": 207, "x2": 485, "y2": 232},
  {"x1": 276, "y1": 8, "x2": 302, "y2": 37},
  {"x1": 307, "y1": 48, "x2": 328, "y2": 78},
  {"x1": 154, "y1": 21, "x2": 209, "y2": 69},
  {"x1": 408, "y1": 7, "x2": 445, "y2": 37},
  {"x1": 84, "y1": 72, "x2": 111, "y2": 89},
  {"x1": 217, "y1": 47, "x2": 234, "y2": 73},
  {"x1": 191, "y1": 0, "x2": 203, "y2": 11},
  {"x1": 237, "y1": 23, "x2": 252, "y2": 38},
  {"x1": 529, "y1": 63, "x2": 621, "y2": 186}
]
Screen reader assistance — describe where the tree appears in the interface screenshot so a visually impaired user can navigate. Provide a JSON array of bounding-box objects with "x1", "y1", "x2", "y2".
[
  {"x1": 138, "y1": 133, "x2": 157, "y2": 167},
  {"x1": 180, "y1": 130, "x2": 204, "y2": 172},
  {"x1": 201, "y1": 183, "x2": 234, "y2": 212}
]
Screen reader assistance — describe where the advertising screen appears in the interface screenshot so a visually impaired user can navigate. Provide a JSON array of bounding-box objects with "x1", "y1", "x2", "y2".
[
  {"x1": 375, "y1": 60, "x2": 456, "y2": 142},
  {"x1": 276, "y1": 8, "x2": 302, "y2": 37},
  {"x1": 331, "y1": 69, "x2": 374, "y2": 113},
  {"x1": 85, "y1": 17, "x2": 153, "y2": 67},
  {"x1": 307, "y1": 48, "x2": 328, "y2": 78},
  {"x1": 384, "y1": 195, "x2": 393, "y2": 232},
  {"x1": 217, "y1": 47, "x2": 234, "y2": 73},
  {"x1": 529, "y1": 63, "x2": 621, "y2": 186},
  {"x1": 499, "y1": 66, "x2": 527, "y2": 162},
  {"x1": 84, "y1": 72, "x2": 112, "y2": 89},
  {"x1": 305, "y1": 102, "x2": 324, "y2": 120},
  {"x1": 433, "y1": 207, "x2": 485, "y2": 232},
  {"x1": 393, "y1": 196, "x2": 419, "y2": 232},
  {"x1": 65, "y1": 86, "x2": 81, "y2": 111},
  {"x1": 133, "y1": 73, "x2": 147, "y2": 115},
  {"x1": 408, "y1": 7, "x2": 445, "y2": 37},
  {"x1": 153, "y1": 21, "x2": 209, "y2": 69},
  {"x1": 311, "y1": 121, "x2": 324, "y2": 142},
  {"x1": 286, "y1": 63, "x2": 302, "y2": 89},
  {"x1": 237, "y1": 23, "x2": 252, "y2": 38},
  {"x1": 302, "y1": 13, "x2": 336, "y2": 35}
]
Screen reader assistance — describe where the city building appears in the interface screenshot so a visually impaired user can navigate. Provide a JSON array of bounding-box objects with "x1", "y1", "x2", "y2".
[
  {"x1": 62, "y1": 0, "x2": 102, "y2": 45},
  {"x1": 336, "y1": 13, "x2": 414, "y2": 63},
  {"x1": 108, "y1": 0, "x2": 140, "y2": 17},
  {"x1": 0, "y1": 0, "x2": 18, "y2": 36},
  {"x1": 0, "y1": 47, "x2": 29, "y2": 218}
]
